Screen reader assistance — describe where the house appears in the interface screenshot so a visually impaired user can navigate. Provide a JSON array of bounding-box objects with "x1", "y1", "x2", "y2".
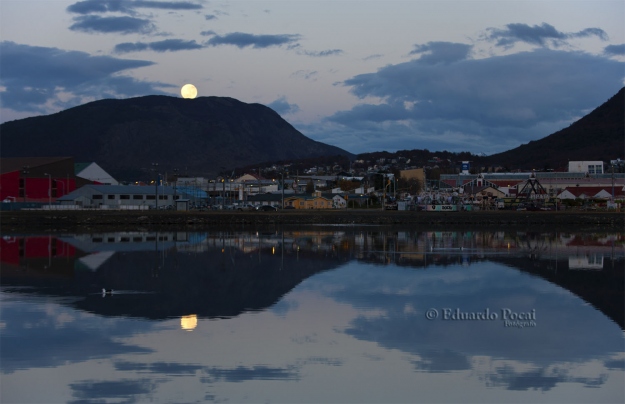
[
  {"x1": 248, "y1": 193, "x2": 284, "y2": 208},
  {"x1": 557, "y1": 186, "x2": 616, "y2": 200},
  {"x1": 284, "y1": 192, "x2": 333, "y2": 209},
  {"x1": 58, "y1": 184, "x2": 176, "y2": 209}
]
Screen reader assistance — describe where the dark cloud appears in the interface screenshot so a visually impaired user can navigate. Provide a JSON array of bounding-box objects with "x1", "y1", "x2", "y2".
[
  {"x1": 206, "y1": 32, "x2": 300, "y2": 49},
  {"x1": 299, "y1": 49, "x2": 344, "y2": 57},
  {"x1": 409, "y1": 41, "x2": 472, "y2": 64},
  {"x1": 202, "y1": 365, "x2": 299, "y2": 383},
  {"x1": 114, "y1": 42, "x2": 149, "y2": 53},
  {"x1": 267, "y1": 97, "x2": 300, "y2": 115},
  {"x1": 200, "y1": 30, "x2": 216, "y2": 36},
  {"x1": 69, "y1": 379, "x2": 157, "y2": 403},
  {"x1": 484, "y1": 23, "x2": 608, "y2": 48},
  {"x1": 67, "y1": 0, "x2": 202, "y2": 14},
  {"x1": 0, "y1": 41, "x2": 169, "y2": 114},
  {"x1": 69, "y1": 15, "x2": 156, "y2": 34},
  {"x1": 115, "y1": 39, "x2": 203, "y2": 53},
  {"x1": 604, "y1": 44, "x2": 625, "y2": 56},
  {"x1": 115, "y1": 361, "x2": 205, "y2": 375},
  {"x1": 204, "y1": 14, "x2": 217, "y2": 20},
  {"x1": 325, "y1": 46, "x2": 624, "y2": 154}
]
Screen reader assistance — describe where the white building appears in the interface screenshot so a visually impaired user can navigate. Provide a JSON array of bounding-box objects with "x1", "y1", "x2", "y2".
[
  {"x1": 75, "y1": 162, "x2": 118, "y2": 185},
  {"x1": 568, "y1": 161, "x2": 604, "y2": 175},
  {"x1": 58, "y1": 185, "x2": 176, "y2": 208}
]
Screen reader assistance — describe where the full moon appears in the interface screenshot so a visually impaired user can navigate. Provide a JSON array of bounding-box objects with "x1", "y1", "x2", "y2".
[{"x1": 181, "y1": 84, "x2": 197, "y2": 99}]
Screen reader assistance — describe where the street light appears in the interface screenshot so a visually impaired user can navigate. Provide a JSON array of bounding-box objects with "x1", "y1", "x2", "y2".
[
  {"x1": 21, "y1": 166, "x2": 29, "y2": 202},
  {"x1": 54, "y1": 178, "x2": 65, "y2": 197},
  {"x1": 152, "y1": 163, "x2": 159, "y2": 209},
  {"x1": 43, "y1": 173, "x2": 52, "y2": 209}
]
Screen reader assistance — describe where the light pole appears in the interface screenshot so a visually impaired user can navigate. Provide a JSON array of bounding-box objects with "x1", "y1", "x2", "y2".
[
  {"x1": 57, "y1": 179, "x2": 65, "y2": 197},
  {"x1": 152, "y1": 163, "x2": 159, "y2": 209},
  {"x1": 173, "y1": 168, "x2": 179, "y2": 202},
  {"x1": 21, "y1": 166, "x2": 29, "y2": 202},
  {"x1": 44, "y1": 173, "x2": 51, "y2": 209}
]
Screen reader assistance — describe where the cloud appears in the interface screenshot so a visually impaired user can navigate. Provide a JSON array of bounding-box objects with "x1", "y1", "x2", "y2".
[
  {"x1": 70, "y1": 379, "x2": 156, "y2": 402},
  {"x1": 200, "y1": 30, "x2": 216, "y2": 37},
  {"x1": 114, "y1": 42, "x2": 150, "y2": 53},
  {"x1": 0, "y1": 41, "x2": 170, "y2": 114},
  {"x1": 115, "y1": 39, "x2": 203, "y2": 53},
  {"x1": 298, "y1": 49, "x2": 344, "y2": 57},
  {"x1": 409, "y1": 42, "x2": 472, "y2": 64},
  {"x1": 204, "y1": 14, "x2": 217, "y2": 20},
  {"x1": 604, "y1": 44, "x2": 625, "y2": 56},
  {"x1": 322, "y1": 45, "x2": 624, "y2": 154},
  {"x1": 484, "y1": 23, "x2": 608, "y2": 48},
  {"x1": 267, "y1": 96, "x2": 300, "y2": 115},
  {"x1": 205, "y1": 32, "x2": 300, "y2": 49},
  {"x1": 202, "y1": 365, "x2": 299, "y2": 383},
  {"x1": 67, "y1": 0, "x2": 202, "y2": 14},
  {"x1": 69, "y1": 15, "x2": 156, "y2": 34}
]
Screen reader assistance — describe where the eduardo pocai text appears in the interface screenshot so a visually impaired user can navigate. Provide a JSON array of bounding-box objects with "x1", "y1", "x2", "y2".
[{"x1": 425, "y1": 308, "x2": 537, "y2": 328}]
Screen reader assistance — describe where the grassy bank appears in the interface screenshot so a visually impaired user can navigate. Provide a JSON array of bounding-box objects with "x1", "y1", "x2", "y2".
[{"x1": 2, "y1": 209, "x2": 623, "y2": 233}]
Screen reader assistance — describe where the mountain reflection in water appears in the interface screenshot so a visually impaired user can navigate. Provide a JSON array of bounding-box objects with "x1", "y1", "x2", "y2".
[{"x1": 1, "y1": 228, "x2": 623, "y2": 403}]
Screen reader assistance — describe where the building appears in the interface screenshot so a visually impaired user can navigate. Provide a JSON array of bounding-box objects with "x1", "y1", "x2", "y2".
[
  {"x1": 400, "y1": 168, "x2": 425, "y2": 186},
  {"x1": 557, "y1": 186, "x2": 620, "y2": 200},
  {"x1": 0, "y1": 157, "x2": 77, "y2": 203},
  {"x1": 568, "y1": 161, "x2": 604, "y2": 175},
  {"x1": 75, "y1": 162, "x2": 118, "y2": 185},
  {"x1": 284, "y1": 192, "x2": 333, "y2": 209},
  {"x1": 58, "y1": 184, "x2": 176, "y2": 209}
]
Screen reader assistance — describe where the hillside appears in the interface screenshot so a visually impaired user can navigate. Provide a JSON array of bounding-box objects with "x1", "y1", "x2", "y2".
[
  {"x1": 484, "y1": 87, "x2": 624, "y2": 170},
  {"x1": 0, "y1": 96, "x2": 352, "y2": 179}
]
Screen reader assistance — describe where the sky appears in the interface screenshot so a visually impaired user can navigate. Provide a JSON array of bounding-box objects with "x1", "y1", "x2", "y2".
[{"x1": 1, "y1": 1, "x2": 624, "y2": 156}]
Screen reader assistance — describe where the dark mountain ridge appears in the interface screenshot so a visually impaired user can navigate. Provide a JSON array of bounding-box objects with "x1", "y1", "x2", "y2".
[
  {"x1": 1, "y1": 95, "x2": 352, "y2": 179},
  {"x1": 348, "y1": 87, "x2": 623, "y2": 172},
  {"x1": 2, "y1": 88, "x2": 622, "y2": 178},
  {"x1": 484, "y1": 87, "x2": 624, "y2": 170}
]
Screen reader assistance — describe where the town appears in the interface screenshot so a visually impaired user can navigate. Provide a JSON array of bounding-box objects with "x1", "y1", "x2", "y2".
[{"x1": 2, "y1": 156, "x2": 623, "y2": 212}]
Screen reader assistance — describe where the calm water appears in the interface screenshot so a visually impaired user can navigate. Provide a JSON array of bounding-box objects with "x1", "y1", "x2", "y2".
[{"x1": 1, "y1": 228, "x2": 623, "y2": 403}]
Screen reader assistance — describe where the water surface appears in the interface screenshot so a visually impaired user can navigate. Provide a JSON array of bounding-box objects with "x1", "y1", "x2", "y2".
[{"x1": 1, "y1": 229, "x2": 623, "y2": 403}]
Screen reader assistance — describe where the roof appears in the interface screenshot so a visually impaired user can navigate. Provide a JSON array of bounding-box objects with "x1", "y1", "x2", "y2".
[
  {"x1": 563, "y1": 186, "x2": 615, "y2": 197},
  {"x1": 0, "y1": 157, "x2": 73, "y2": 174},
  {"x1": 284, "y1": 194, "x2": 333, "y2": 201},
  {"x1": 74, "y1": 162, "x2": 91, "y2": 174},
  {"x1": 248, "y1": 193, "x2": 285, "y2": 202}
]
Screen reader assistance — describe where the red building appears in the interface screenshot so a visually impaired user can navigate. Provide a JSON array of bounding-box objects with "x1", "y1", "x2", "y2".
[{"x1": 0, "y1": 157, "x2": 78, "y2": 203}]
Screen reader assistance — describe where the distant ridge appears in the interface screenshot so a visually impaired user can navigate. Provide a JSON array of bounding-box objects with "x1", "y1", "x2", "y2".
[
  {"x1": 484, "y1": 87, "x2": 624, "y2": 170},
  {"x1": 0, "y1": 95, "x2": 352, "y2": 179}
]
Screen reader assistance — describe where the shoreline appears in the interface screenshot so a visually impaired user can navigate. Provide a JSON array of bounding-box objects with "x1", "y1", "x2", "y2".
[{"x1": 2, "y1": 210, "x2": 623, "y2": 233}]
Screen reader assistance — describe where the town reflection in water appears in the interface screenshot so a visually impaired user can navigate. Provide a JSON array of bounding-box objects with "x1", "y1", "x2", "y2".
[{"x1": 1, "y1": 228, "x2": 623, "y2": 403}]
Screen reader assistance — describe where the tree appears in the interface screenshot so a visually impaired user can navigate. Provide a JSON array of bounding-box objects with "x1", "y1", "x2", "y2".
[
  {"x1": 306, "y1": 180, "x2": 315, "y2": 193},
  {"x1": 338, "y1": 179, "x2": 361, "y2": 192}
]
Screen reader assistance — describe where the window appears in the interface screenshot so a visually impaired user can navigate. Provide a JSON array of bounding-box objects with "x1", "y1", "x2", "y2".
[
  {"x1": 107, "y1": 195, "x2": 115, "y2": 199},
  {"x1": 588, "y1": 165, "x2": 595, "y2": 174},
  {"x1": 120, "y1": 195, "x2": 130, "y2": 200},
  {"x1": 92, "y1": 195, "x2": 103, "y2": 200},
  {"x1": 146, "y1": 195, "x2": 156, "y2": 200},
  {"x1": 133, "y1": 195, "x2": 143, "y2": 200},
  {"x1": 159, "y1": 195, "x2": 167, "y2": 200}
]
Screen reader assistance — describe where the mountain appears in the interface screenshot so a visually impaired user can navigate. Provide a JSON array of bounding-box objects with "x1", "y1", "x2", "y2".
[
  {"x1": 0, "y1": 96, "x2": 352, "y2": 179},
  {"x1": 484, "y1": 87, "x2": 624, "y2": 170}
]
